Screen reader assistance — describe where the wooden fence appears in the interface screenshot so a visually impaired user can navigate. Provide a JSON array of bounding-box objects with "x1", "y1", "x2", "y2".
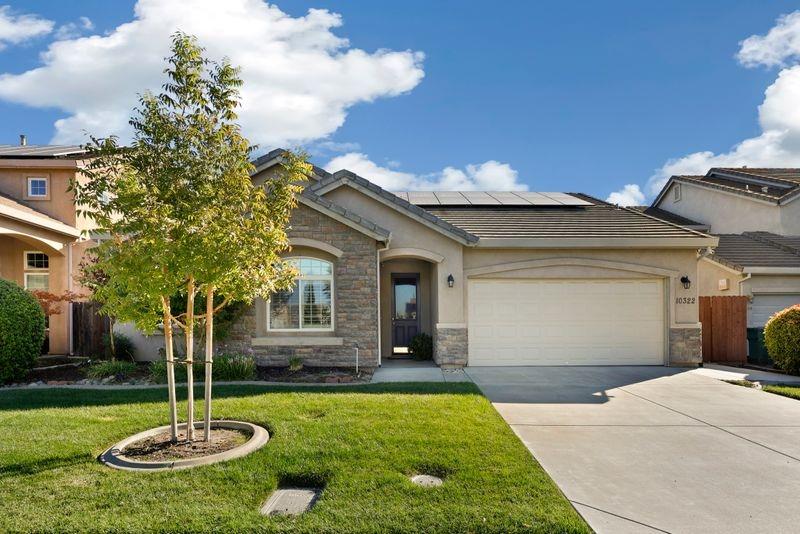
[
  {"x1": 699, "y1": 296, "x2": 748, "y2": 364},
  {"x1": 71, "y1": 301, "x2": 111, "y2": 357}
]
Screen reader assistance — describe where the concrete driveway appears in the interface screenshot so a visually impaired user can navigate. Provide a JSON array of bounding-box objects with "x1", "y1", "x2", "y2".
[{"x1": 466, "y1": 366, "x2": 800, "y2": 534}]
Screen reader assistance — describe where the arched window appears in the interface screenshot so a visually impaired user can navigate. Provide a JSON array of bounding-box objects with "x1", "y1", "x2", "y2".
[{"x1": 268, "y1": 258, "x2": 333, "y2": 331}]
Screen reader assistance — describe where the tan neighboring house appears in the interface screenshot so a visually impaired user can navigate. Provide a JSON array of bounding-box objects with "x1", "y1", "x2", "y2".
[
  {"x1": 647, "y1": 167, "x2": 800, "y2": 360},
  {"x1": 215, "y1": 149, "x2": 718, "y2": 369},
  {"x1": 0, "y1": 141, "x2": 93, "y2": 354}
]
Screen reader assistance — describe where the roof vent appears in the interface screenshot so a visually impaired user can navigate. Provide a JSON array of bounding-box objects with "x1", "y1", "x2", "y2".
[
  {"x1": 745, "y1": 184, "x2": 750, "y2": 190},
  {"x1": 19, "y1": 134, "x2": 26, "y2": 146},
  {"x1": 762, "y1": 186, "x2": 769, "y2": 193}
]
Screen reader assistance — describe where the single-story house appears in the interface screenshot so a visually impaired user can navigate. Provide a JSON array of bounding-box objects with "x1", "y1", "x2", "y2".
[{"x1": 216, "y1": 150, "x2": 717, "y2": 368}]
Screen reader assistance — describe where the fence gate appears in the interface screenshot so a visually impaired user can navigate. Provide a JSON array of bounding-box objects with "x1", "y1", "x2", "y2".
[
  {"x1": 699, "y1": 296, "x2": 748, "y2": 364},
  {"x1": 71, "y1": 302, "x2": 110, "y2": 357}
]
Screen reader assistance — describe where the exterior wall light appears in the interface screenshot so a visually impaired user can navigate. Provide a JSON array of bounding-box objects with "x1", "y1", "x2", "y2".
[
  {"x1": 680, "y1": 275, "x2": 691, "y2": 290},
  {"x1": 447, "y1": 274, "x2": 455, "y2": 288}
]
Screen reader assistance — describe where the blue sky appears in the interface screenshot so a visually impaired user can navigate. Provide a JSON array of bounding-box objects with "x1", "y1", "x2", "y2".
[{"x1": 1, "y1": 1, "x2": 800, "y2": 203}]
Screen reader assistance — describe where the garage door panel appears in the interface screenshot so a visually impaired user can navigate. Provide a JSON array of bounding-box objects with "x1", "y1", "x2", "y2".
[
  {"x1": 749, "y1": 294, "x2": 800, "y2": 327},
  {"x1": 468, "y1": 279, "x2": 665, "y2": 366}
]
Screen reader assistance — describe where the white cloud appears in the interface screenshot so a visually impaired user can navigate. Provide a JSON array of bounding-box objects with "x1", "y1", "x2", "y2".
[
  {"x1": 640, "y1": 11, "x2": 800, "y2": 198},
  {"x1": 0, "y1": 0, "x2": 424, "y2": 146},
  {"x1": 0, "y1": 5, "x2": 53, "y2": 50},
  {"x1": 325, "y1": 152, "x2": 527, "y2": 191},
  {"x1": 55, "y1": 17, "x2": 95, "y2": 40},
  {"x1": 606, "y1": 184, "x2": 645, "y2": 206}
]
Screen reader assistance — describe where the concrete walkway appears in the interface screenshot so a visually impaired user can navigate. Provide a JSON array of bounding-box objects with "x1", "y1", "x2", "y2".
[
  {"x1": 466, "y1": 366, "x2": 800, "y2": 534},
  {"x1": 370, "y1": 360, "x2": 470, "y2": 383}
]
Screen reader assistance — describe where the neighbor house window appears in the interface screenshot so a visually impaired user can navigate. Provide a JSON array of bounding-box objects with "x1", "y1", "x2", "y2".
[
  {"x1": 27, "y1": 177, "x2": 48, "y2": 198},
  {"x1": 24, "y1": 251, "x2": 49, "y2": 290},
  {"x1": 673, "y1": 183, "x2": 681, "y2": 202},
  {"x1": 268, "y1": 258, "x2": 333, "y2": 331}
]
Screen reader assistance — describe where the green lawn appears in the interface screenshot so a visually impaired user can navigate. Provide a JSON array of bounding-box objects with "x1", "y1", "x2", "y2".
[
  {"x1": 0, "y1": 383, "x2": 588, "y2": 533},
  {"x1": 763, "y1": 384, "x2": 800, "y2": 400}
]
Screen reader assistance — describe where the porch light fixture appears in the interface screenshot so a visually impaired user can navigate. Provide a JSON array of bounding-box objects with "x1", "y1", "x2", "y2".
[
  {"x1": 680, "y1": 275, "x2": 691, "y2": 290},
  {"x1": 447, "y1": 274, "x2": 455, "y2": 288}
]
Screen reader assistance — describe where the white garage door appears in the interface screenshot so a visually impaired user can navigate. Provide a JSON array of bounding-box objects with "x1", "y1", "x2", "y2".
[
  {"x1": 749, "y1": 294, "x2": 800, "y2": 327},
  {"x1": 468, "y1": 279, "x2": 665, "y2": 366}
]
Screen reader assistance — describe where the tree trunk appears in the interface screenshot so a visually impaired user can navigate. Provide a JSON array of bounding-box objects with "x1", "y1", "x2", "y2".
[
  {"x1": 203, "y1": 285, "x2": 214, "y2": 441},
  {"x1": 161, "y1": 298, "x2": 178, "y2": 443},
  {"x1": 109, "y1": 320, "x2": 116, "y2": 361},
  {"x1": 185, "y1": 278, "x2": 196, "y2": 442}
]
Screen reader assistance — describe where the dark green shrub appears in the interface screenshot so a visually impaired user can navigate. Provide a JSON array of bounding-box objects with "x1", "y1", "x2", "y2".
[
  {"x1": 149, "y1": 353, "x2": 256, "y2": 383},
  {"x1": 0, "y1": 280, "x2": 46, "y2": 383},
  {"x1": 86, "y1": 360, "x2": 138, "y2": 380},
  {"x1": 102, "y1": 331, "x2": 136, "y2": 361},
  {"x1": 764, "y1": 305, "x2": 800, "y2": 375},
  {"x1": 409, "y1": 333, "x2": 433, "y2": 361}
]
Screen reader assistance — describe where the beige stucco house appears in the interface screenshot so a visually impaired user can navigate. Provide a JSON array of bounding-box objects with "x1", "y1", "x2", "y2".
[
  {"x1": 217, "y1": 150, "x2": 717, "y2": 369},
  {"x1": 647, "y1": 168, "x2": 800, "y2": 359},
  {"x1": 0, "y1": 142, "x2": 95, "y2": 354}
]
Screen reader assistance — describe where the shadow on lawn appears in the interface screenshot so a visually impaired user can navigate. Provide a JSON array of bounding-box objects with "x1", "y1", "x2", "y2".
[
  {"x1": 0, "y1": 382, "x2": 481, "y2": 412},
  {"x1": 0, "y1": 452, "x2": 93, "y2": 477}
]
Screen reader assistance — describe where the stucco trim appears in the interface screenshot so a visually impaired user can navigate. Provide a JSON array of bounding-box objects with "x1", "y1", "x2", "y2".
[
  {"x1": 289, "y1": 237, "x2": 343, "y2": 258},
  {"x1": 654, "y1": 176, "x2": 784, "y2": 207},
  {"x1": 0, "y1": 204, "x2": 81, "y2": 238},
  {"x1": 701, "y1": 256, "x2": 745, "y2": 275},
  {"x1": 381, "y1": 247, "x2": 444, "y2": 263},
  {"x1": 464, "y1": 257, "x2": 681, "y2": 278},
  {"x1": 474, "y1": 236, "x2": 717, "y2": 249},
  {"x1": 252, "y1": 336, "x2": 344, "y2": 347},
  {"x1": 745, "y1": 267, "x2": 800, "y2": 274}
]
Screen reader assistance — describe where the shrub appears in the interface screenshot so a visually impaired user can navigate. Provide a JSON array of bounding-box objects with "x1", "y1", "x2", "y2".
[
  {"x1": 409, "y1": 333, "x2": 433, "y2": 361},
  {"x1": 102, "y1": 332, "x2": 136, "y2": 361},
  {"x1": 764, "y1": 305, "x2": 800, "y2": 375},
  {"x1": 149, "y1": 353, "x2": 256, "y2": 383},
  {"x1": 86, "y1": 360, "x2": 138, "y2": 380},
  {"x1": 288, "y1": 356, "x2": 303, "y2": 372},
  {"x1": 0, "y1": 280, "x2": 46, "y2": 383}
]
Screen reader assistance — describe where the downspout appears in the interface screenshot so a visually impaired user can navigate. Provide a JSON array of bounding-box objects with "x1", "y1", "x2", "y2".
[
  {"x1": 376, "y1": 239, "x2": 390, "y2": 367},
  {"x1": 67, "y1": 242, "x2": 74, "y2": 355},
  {"x1": 738, "y1": 272, "x2": 752, "y2": 297}
]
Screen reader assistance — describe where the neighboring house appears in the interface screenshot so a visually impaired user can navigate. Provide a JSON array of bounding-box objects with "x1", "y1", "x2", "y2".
[
  {"x1": 0, "y1": 141, "x2": 94, "y2": 354},
  {"x1": 648, "y1": 168, "x2": 800, "y2": 358},
  {"x1": 219, "y1": 149, "x2": 717, "y2": 369}
]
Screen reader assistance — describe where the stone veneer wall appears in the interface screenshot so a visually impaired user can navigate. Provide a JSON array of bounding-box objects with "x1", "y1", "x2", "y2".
[
  {"x1": 668, "y1": 327, "x2": 702, "y2": 366},
  {"x1": 224, "y1": 204, "x2": 379, "y2": 368},
  {"x1": 434, "y1": 326, "x2": 468, "y2": 368}
]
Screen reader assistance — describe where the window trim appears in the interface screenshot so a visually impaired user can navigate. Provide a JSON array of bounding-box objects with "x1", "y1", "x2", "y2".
[
  {"x1": 24, "y1": 250, "x2": 49, "y2": 271},
  {"x1": 267, "y1": 257, "x2": 335, "y2": 332},
  {"x1": 25, "y1": 176, "x2": 50, "y2": 200},
  {"x1": 673, "y1": 183, "x2": 681, "y2": 202},
  {"x1": 24, "y1": 272, "x2": 50, "y2": 290}
]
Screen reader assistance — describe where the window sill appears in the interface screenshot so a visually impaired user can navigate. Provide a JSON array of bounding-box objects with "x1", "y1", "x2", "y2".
[{"x1": 252, "y1": 336, "x2": 343, "y2": 347}]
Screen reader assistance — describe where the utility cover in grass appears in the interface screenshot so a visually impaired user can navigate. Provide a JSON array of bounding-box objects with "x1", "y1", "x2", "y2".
[
  {"x1": 411, "y1": 474, "x2": 443, "y2": 487},
  {"x1": 261, "y1": 488, "x2": 321, "y2": 516}
]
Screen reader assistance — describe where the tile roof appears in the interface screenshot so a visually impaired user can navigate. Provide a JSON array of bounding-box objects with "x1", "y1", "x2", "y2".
[
  {"x1": 309, "y1": 170, "x2": 479, "y2": 244},
  {"x1": 298, "y1": 189, "x2": 391, "y2": 241},
  {"x1": 667, "y1": 168, "x2": 800, "y2": 204},
  {"x1": 424, "y1": 202, "x2": 711, "y2": 240},
  {"x1": 710, "y1": 232, "x2": 800, "y2": 270},
  {"x1": 0, "y1": 144, "x2": 86, "y2": 158},
  {"x1": 631, "y1": 206, "x2": 707, "y2": 228}
]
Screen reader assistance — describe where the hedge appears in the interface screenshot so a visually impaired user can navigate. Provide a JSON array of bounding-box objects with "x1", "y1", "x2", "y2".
[
  {"x1": 764, "y1": 304, "x2": 800, "y2": 375},
  {"x1": 0, "y1": 279, "x2": 46, "y2": 383}
]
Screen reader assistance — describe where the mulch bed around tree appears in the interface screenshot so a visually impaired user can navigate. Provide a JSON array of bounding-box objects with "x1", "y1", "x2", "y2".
[
  {"x1": 257, "y1": 366, "x2": 372, "y2": 383},
  {"x1": 120, "y1": 428, "x2": 250, "y2": 461}
]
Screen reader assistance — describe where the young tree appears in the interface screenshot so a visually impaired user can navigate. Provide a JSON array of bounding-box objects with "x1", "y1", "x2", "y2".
[{"x1": 72, "y1": 32, "x2": 308, "y2": 442}]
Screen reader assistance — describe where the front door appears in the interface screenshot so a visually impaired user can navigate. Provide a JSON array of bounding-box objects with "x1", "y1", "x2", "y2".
[{"x1": 392, "y1": 274, "x2": 420, "y2": 354}]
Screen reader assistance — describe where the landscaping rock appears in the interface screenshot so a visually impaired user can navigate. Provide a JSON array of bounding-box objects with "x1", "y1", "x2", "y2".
[{"x1": 324, "y1": 376, "x2": 339, "y2": 384}]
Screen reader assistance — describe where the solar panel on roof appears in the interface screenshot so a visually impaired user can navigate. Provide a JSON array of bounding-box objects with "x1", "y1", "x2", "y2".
[
  {"x1": 434, "y1": 192, "x2": 469, "y2": 204},
  {"x1": 407, "y1": 191, "x2": 439, "y2": 205},
  {"x1": 514, "y1": 192, "x2": 562, "y2": 205},
  {"x1": 486, "y1": 192, "x2": 530, "y2": 205},
  {"x1": 461, "y1": 191, "x2": 500, "y2": 204},
  {"x1": 540, "y1": 193, "x2": 592, "y2": 206},
  {"x1": 394, "y1": 192, "x2": 409, "y2": 202}
]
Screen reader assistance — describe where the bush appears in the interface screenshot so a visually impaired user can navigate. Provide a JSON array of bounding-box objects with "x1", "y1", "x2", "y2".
[
  {"x1": 409, "y1": 333, "x2": 433, "y2": 361},
  {"x1": 86, "y1": 360, "x2": 138, "y2": 380},
  {"x1": 149, "y1": 353, "x2": 256, "y2": 383},
  {"x1": 288, "y1": 356, "x2": 303, "y2": 372},
  {"x1": 103, "y1": 331, "x2": 136, "y2": 361},
  {"x1": 764, "y1": 305, "x2": 800, "y2": 375},
  {"x1": 0, "y1": 280, "x2": 46, "y2": 383}
]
